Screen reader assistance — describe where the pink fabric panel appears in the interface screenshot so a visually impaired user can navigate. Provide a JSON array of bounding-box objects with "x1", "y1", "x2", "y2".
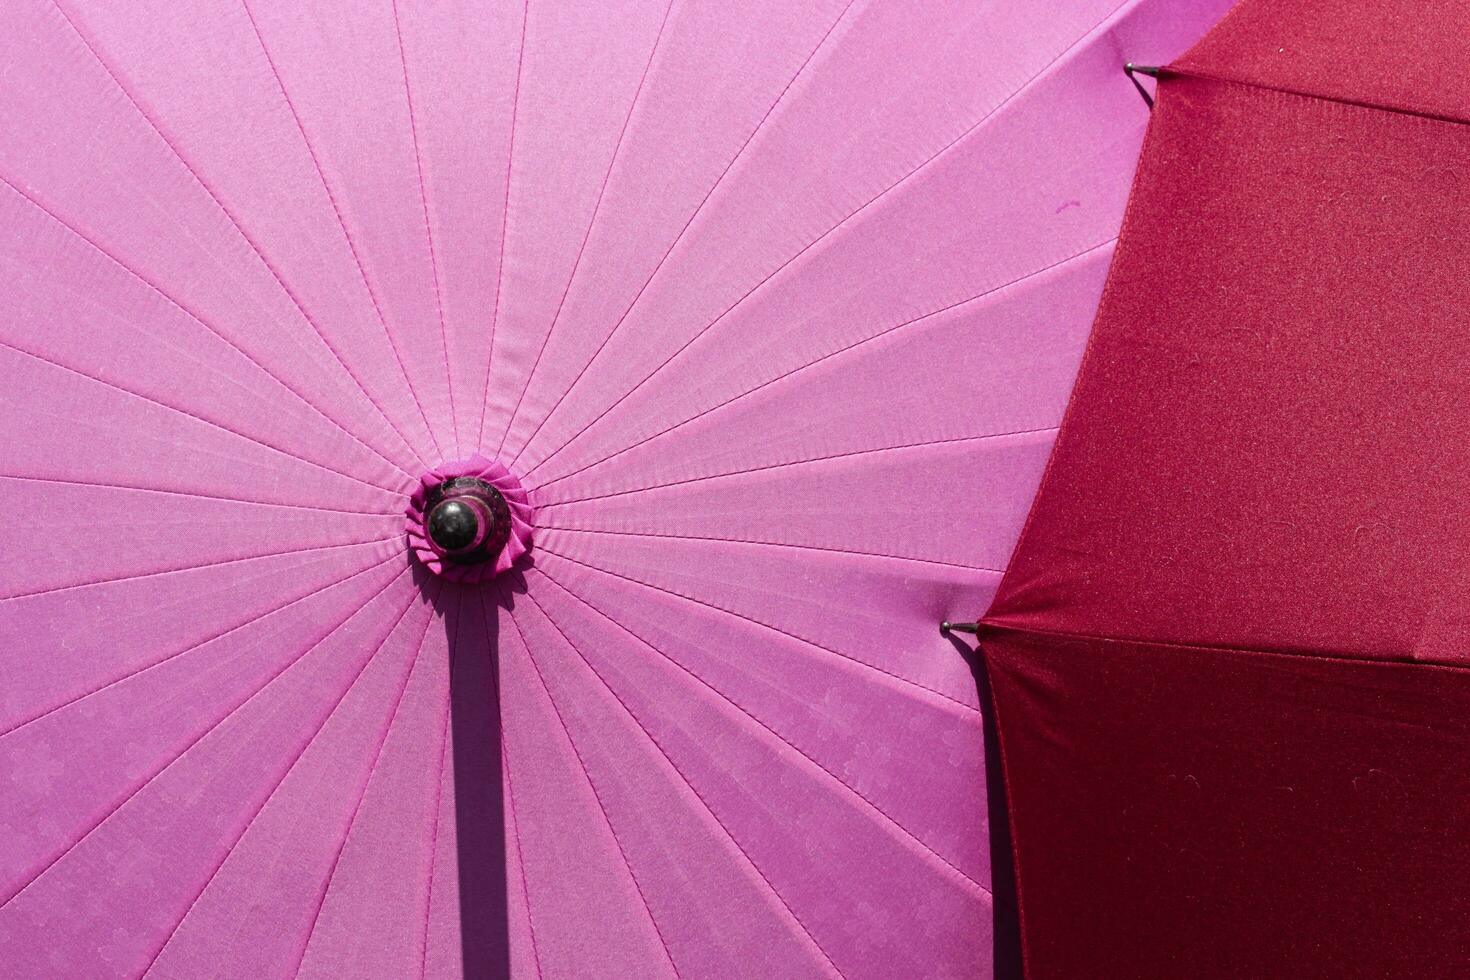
[
  {"x1": 479, "y1": 0, "x2": 672, "y2": 452},
  {"x1": 13, "y1": 0, "x2": 436, "y2": 465},
  {"x1": 0, "y1": 1, "x2": 1231, "y2": 974}
]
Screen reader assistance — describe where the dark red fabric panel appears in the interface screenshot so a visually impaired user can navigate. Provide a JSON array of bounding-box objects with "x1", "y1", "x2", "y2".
[
  {"x1": 980, "y1": 9, "x2": 1470, "y2": 973},
  {"x1": 983, "y1": 624, "x2": 1470, "y2": 979},
  {"x1": 987, "y1": 73, "x2": 1470, "y2": 664},
  {"x1": 1177, "y1": 0, "x2": 1470, "y2": 123}
]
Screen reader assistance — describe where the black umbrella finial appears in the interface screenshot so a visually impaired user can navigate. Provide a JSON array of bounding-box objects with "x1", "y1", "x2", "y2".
[
  {"x1": 423, "y1": 476, "x2": 513, "y2": 566},
  {"x1": 427, "y1": 499, "x2": 483, "y2": 552}
]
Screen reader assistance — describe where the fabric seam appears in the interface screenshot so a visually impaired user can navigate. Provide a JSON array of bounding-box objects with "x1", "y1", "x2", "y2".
[
  {"x1": 1162, "y1": 65, "x2": 1470, "y2": 130},
  {"x1": 977, "y1": 621, "x2": 1470, "y2": 677}
]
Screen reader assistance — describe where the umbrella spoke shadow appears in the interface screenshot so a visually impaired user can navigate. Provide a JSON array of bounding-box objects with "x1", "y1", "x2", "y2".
[
  {"x1": 423, "y1": 564, "x2": 523, "y2": 980},
  {"x1": 949, "y1": 632, "x2": 1022, "y2": 980}
]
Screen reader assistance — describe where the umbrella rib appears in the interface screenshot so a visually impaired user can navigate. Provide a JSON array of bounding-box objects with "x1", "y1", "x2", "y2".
[
  {"x1": 532, "y1": 567, "x2": 993, "y2": 901},
  {"x1": 139, "y1": 582, "x2": 430, "y2": 978},
  {"x1": 536, "y1": 546, "x2": 982, "y2": 720},
  {"x1": 471, "y1": 590, "x2": 547, "y2": 978},
  {"x1": 984, "y1": 621, "x2": 1470, "y2": 678},
  {"x1": 0, "y1": 337, "x2": 403, "y2": 498},
  {"x1": 517, "y1": 586, "x2": 845, "y2": 980},
  {"x1": 530, "y1": 239, "x2": 1111, "y2": 489},
  {"x1": 494, "y1": 0, "x2": 678, "y2": 460},
  {"x1": 505, "y1": 606, "x2": 683, "y2": 979},
  {"x1": 0, "y1": 550, "x2": 400, "y2": 743},
  {"x1": 0, "y1": 175, "x2": 416, "y2": 490},
  {"x1": 415, "y1": 687, "x2": 453, "y2": 980},
  {"x1": 0, "y1": 532, "x2": 397, "y2": 603},
  {"x1": 0, "y1": 566, "x2": 415, "y2": 912},
  {"x1": 474, "y1": 0, "x2": 530, "y2": 452},
  {"x1": 499, "y1": 704, "x2": 545, "y2": 979},
  {"x1": 508, "y1": 0, "x2": 862, "y2": 469},
  {"x1": 240, "y1": 0, "x2": 445, "y2": 462},
  {"x1": 46, "y1": 0, "x2": 430, "y2": 472},
  {"x1": 473, "y1": 588, "x2": 506, "y2": 705},
  {"x1": 1166, "y1": 64, "x2": 1470, "y2": 131},
  {"x1": 521, "y1": 0, "x2": 1132, "y2": 480},
  {"x1": 484, "y1": 588, "x2": 545, "y2": 978},
  {"x1": 541, "y1": 525, "x2": 1006, "y2": 575},
  {"x1": 0, "y1": 473, "x2": 394, "y2": 517},
  {"x1": 536, "y1": 426, "x2": 1057, "y2": 547},
  {"x1": 415, "y1": 589, "x2": 476, "y2": 980},
  {"x1": 286, "y1": 585, "x2": 441, "y2": 977},
  {"x1": 391, "y1": 0, "x2": 459, "y2": 457}
]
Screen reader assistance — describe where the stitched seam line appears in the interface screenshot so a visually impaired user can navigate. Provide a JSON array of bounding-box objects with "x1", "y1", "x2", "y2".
[{"x1": 1164, "y1": 65, "x2": 1470, "y2": 131}]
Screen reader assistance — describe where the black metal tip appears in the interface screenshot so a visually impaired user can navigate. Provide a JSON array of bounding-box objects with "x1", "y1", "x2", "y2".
[
  {"x1": 421, "y1": 476, "x2": 513, "y2": 568},
  {"x1": 428, "y1": 499, "x2": 481, "y2": 552},
  {"x1": 1123, "y1": 63, "x2": 1161, "y2": 109},
  {"x1": 940, "y1": 621, "x2": 980, "y2": 637}
]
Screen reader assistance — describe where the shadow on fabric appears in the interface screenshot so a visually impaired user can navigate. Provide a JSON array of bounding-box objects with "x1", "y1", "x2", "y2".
[
  {"x1": 433, "y1": 573, "x2": 513, "y2": 980},
  {"x1": 950, "y1": 633, "x2": 1022, "y2": 980}
]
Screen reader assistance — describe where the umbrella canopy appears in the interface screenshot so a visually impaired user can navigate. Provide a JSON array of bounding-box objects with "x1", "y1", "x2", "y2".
[
  {"x1": 979, "y1": 0, "x2": 1470, "y2": 975},
  {"x1": 0, "y1": 1, "x2": 1224, "y2": 976}
]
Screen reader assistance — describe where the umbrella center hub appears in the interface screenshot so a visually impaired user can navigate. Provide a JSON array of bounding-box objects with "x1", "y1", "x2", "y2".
[
  {"x1": 406, "y1": 456, "x2": 534, "y2": 583},
  {"x1": 425, "y1": 479, "x2": 510, "y2": 561}
]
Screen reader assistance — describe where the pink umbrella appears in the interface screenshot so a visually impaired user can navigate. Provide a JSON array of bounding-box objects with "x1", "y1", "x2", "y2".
[{"x1": 0, "y1": 1, "x2": 1226, "y2": 976}]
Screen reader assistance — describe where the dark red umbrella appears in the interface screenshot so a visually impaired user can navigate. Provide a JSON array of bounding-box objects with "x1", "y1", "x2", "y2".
[
  {"x1": 965, "y1": 0, "x2": 1470, "y2": 975},
  {"x1": 0, "y1": 1, "x2": 1243, "y2": 976}
]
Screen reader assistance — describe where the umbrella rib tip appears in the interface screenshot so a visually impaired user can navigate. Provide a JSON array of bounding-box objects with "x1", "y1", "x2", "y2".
[
  {"x1": 1123, "y1": 63, "x2": 1162, "y2": 110},
  {"x1": 940, "y1": 621, "x2": 980, "y2": 637}
]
